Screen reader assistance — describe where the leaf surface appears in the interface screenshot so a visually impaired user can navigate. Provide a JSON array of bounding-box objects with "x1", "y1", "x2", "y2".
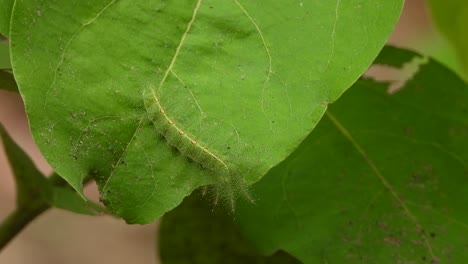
[
  {"x1": 236, "y1": 47, "x2": 468, "y2": 263},
  {"x1": 0, "y1": 70, "x2": 17, "y2": 92},
  {"x1": 159, "y1": 191, "x2": 301, "y2": 264},
  {"x1": 0, "y1": 0, "x2": 13, "y2": 36},
  {"x1": 0, "y1": 124, "x2": 102, "y2": 215},
  {"x1": 11, "y1": 0, "x2": 403, "y2": 223},
  {"x1": 0, "y1": 40, "x2": 10, "y2": 68},
  {"x1": 428, "y1": 0, "x2": 468, "y2": 77}
]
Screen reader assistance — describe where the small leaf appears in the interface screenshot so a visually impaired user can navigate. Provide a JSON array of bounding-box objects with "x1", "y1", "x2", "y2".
[
  {"x1": 159, "y1": 190, "x2": 301, "y2": 264},
  {"x1": 0, "y1": 40, "x2": 11, "y2": 69},
  {"x1": 0, "y1": 70, "x2": 17, "y2": 92},
  {"x1": 1, "y1": 124, "x2": 101, "y2": 215},
  {"x1": 427, "y1": 0, "x2": 468, "y2": 77},
  {"x1": 50, "y1": 186, "x2": 105, "y2": 215},
  {"x1": 236, "y1": 47, "x2": 468, "y2": 263},
  {"x1": 0, "y1": 0, "x2": 13, "y2": 36}
]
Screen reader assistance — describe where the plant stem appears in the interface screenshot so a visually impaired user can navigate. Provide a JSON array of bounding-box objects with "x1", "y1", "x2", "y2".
[
  {"x1": 0, "y1": 201, "x2": 49, "y2": 250},
  {"x1": 0, "y1": 173, "x2": 91, "y2": 252}
]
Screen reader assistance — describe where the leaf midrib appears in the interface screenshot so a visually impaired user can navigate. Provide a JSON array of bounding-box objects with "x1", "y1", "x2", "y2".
[
  {"x1": 325, "y1": 111, "x2": 437, "y2": 258},
  {"x1": 102, "y1": 0, "x2": 204, "y2": 191}
]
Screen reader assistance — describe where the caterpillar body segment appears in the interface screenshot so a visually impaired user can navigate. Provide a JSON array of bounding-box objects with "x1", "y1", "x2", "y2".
[{"x1": 143, "y1": 89, "x2": 253, "y2": 210}]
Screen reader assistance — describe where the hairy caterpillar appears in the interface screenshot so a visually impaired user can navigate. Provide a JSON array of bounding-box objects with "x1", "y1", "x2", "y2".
[{"x1": 144, "y1": 89, "x2": 253, "y2": 210}]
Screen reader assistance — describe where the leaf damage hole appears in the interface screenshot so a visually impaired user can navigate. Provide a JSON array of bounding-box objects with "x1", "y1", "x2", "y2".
[{"x1": 364, "y1": 55, "x2": 428, "y2": 93}]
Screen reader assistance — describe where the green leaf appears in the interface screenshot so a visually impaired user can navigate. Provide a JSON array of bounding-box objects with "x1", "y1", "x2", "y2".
[
  {"x1": 0, "y1": 40, "x2": 11, "y2": 69},
  {"x1": 11, "y1": 0, "x2": 403, "y2": 223},
  {"x1": 236, "y1": 47, "x2": 468, "y2": 263},
  {"x1": 50, "y1": 186, "x2": 105, "y2": 215},
  {"x1": 427, "y1": 0, "x2": 468, "y2": 77},
  {"x1": 0, "y1": 70, "x2": 17, "y2": 92},
  {"x1": 0, "y1": 0, "x2": 13, "y2": 36},
  {"x1": 0, "y1": 40, "x2": 14, "y2": 92},
  {"x1": 373, "y1": 45, "x2": 422, "y2": 68},
  {"x1": 0, "y1": 124, "x2": 51, "y2": 207},
  {"x1": 0, "y1": 124, "x2": 101, "y2": 215},
  {"x1": 159, "y1": 190, "x2": 301, "y2": 264},
  {"x1": 0, "y1": 40, "x2": 17, "y2": 92}
]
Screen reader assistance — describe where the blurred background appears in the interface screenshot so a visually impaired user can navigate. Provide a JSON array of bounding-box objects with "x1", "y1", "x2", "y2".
[{"x1": 0, "y1": 1, "x2": 462, "y2": 263}]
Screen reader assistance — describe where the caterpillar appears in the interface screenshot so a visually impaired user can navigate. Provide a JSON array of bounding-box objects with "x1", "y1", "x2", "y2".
[{"x1": 144, "y1": 89, "x2": 253, "y2": 210}]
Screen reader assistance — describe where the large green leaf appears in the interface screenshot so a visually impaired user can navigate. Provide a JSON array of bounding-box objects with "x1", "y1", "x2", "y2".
[
  {"x1": 10, "y1": 0, "x2": 403, "y2": 223},
  {"x1": 236, "y1": 47, "x2": 468, "y2": 263},
  {"x1": 428, "y1": 0, "x2": 468, "y2": 77},
  {"x1": 159, "y1": 190, "x2": 301, "y2": 264}
]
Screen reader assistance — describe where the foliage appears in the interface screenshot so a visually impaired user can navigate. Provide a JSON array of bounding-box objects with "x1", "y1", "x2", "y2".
[
  {"x1": 236, "y1": 47, "x2": 468, "y2": 263},
  {"x1": 2, "y1": 1, "x2": 468, "y2": 264},
  {"x1": 0, "y1": 124, "x2": 101, "y2": 248},
  {"x1": 159, "y1": 190, "x2": 301, "y2": 264},
  {"x1": 428, "y1": 0, "x2": 468, "y2": 77},
  {"x1": 8, "y1": 0, "x2": 401, "y2": 223},
  {"x1": 0, "y1": 0, "x2": 13, "y2": 37}
]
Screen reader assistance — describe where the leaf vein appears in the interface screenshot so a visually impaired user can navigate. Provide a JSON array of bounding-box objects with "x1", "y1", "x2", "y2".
[
  {"x1": 44, "y1": 0, "x2": 118, "y2": 108},
  {"x1": 326, "y1": 111, "x2": 437, "y2": 259},
  {"x1": 232, "y1": 0, "x2": 275, "y2": 129},
  {"x1": 155, "y1": 0, "x2": 203, "y2": 93},
  {"x1": 103, "y1": 118, "x2": 144, "y2": 190},
  {"x1": 326, "y1": 0, "x2": 340, "y2": 69}
]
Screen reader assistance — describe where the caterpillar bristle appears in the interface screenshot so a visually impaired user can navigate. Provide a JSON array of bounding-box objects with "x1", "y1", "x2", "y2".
[{"x1": 143, "y1": 88, "x2": 253, "y2": 214}]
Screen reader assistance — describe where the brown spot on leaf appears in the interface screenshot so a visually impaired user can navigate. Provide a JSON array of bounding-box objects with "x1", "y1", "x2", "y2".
[
  {"x1": 378, "y1": 222, "x2": 389, "y2": 231},
  {"x1": 384, "y1": 236, "x2": 400, "y2": 247},
  {"x1": 405, "y1": 127, "x2": 413, "y2": 136}
]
